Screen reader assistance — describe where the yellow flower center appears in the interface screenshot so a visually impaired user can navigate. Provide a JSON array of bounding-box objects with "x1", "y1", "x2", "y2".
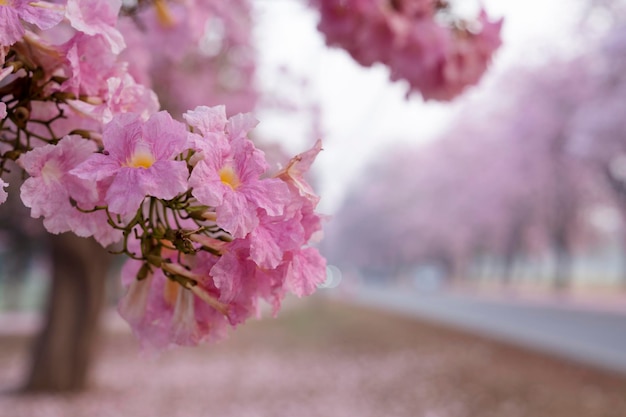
[
  {"x1": 126, "y1": 144, "x2": 155, "y2": 169},
  {"x1": 219, "y1": 165, "x2": 240, "y2": 189},
  {"x1": 154, "y1": 0, "x2": 176, "y2": 28}
]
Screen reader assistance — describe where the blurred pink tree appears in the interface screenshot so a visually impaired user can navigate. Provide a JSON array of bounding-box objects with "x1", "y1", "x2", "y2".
[
  {"x1": 326, "y1": 60, "x2": 612, "y2": 288},
  {"x1": 569, "y1": 21, "x2": 626, "y2": 283}
]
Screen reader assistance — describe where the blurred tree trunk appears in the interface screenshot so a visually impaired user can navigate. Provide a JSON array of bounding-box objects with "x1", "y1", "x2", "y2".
[
  {"x1": 617, "y1": 222, "x2": 626, "y2": 291},
  {"x1": 22, "y1": 233, "x2": 111, "y2": 393},
  {"x1": 501, "y1": 211, "x2": 528, "y2": 286},
  {"x1": 549, "y1": 149, "x2": 576, "y2": 292},
  {"x1": 552, "y1": 232, "x2": 572, "y2": 291},
  {"x1": 600, "y1": 166, "x2": 626, "y2": 290},
  {"x1": 437, "y1": 251, "x2": 464, "y2": 285},
  {"x1": 0, "y1": 237, "x2": 32, "y2": 310},
  {"x1": 0, "y1": 177, "x2": 38, "y2": 310}
]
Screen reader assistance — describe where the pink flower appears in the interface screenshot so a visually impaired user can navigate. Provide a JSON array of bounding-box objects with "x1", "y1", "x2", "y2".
[
  {"x1": 118, "y1": 251, "x2": 229, "y2": 351},
  {"x1": 0, "y1": 102, "x2": 6, "y2": 119},
  {"x1": 68, "y1": 73, "x2": 160, "y2": 123},
  {"x1": 18, "y1": 135, "x2": 121, "y2": 246},
  {"x1": 71, "y1": 111, "x2": 190, "y2": 216},
  {"x1": 276, "y1": 140, "x2": 325, "y2": 242},
  {"x1": 204, "y1": 243, "x2": 250, "y2": 304},
  {"x1": 187, "y1": 107, "x2": 289, "y2": 238},
  {"x1": 65, "y1": 0, "x2": 125, "y2": 53},
  {"x1": 190, "y1": 137, "x2": 289, "y2": 238},
  {"x1": 0, "y1": 178, "x2": 7, "y2": 205},
  {"x1": 13, "y1": 31, "x2": 66, "y2": 79},
  {"x1": 103, "y1": 74, "x2": 159, "y2": 122},
  {"x1": 211, "y1": 240, "x2": 325, "y2": 309},
  {"x1": 184, "y1": 105, "x2": 228, "y2": 139},
  {"x1": 284, "y1": 247, "x2": 327, "y2": 297},
  {"x1": 248, "y1": 209, "x2": 304, "y2": 269},
  {"x1": 118, "y1": 262, "x2": 191, "y2": 351},
  {"x1": 184, "y1": 106, "x2": 262, "y2": 151},
  {"x1": 0, "y1": 0, "x2": 64, "y2": 46},
  {"x1": 208, "y1": 242, "x2": 281, "y2": 322},
  {"x1": 276, "y1": 139, "x2": 323, "y2": 205},
  {"x1": 61, "y1": 32, "x2": 120, "y2": 96}
]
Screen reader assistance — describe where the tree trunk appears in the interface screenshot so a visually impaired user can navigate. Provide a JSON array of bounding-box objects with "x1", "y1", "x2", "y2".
[
  {"x1": 0, "y1": 238, "x2": 33, "y2": 310},
  {"x1": 22, "y1": 233, "x2": 111, "y2": 393},
  {"x1": 553, "y1": 241, "x2": 571, "y2": 291},
  {"x1": 436, "y1": 252, "x2": 463, "y2": 286},
  {"x1": 500, "y1": 210, "x2": 528, "y2": 286},
  {"x1": 501, "y1": 249, "x2": 517, "y2": 286},
  {"x1": 621, "y1": 250, "x2": 626, "y2": 291}
]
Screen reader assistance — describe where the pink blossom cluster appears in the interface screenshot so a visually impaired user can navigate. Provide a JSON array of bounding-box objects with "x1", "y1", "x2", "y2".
[
  {"x1": 18, "y1": 106, "x2": 326, "y2": 351},
  {"x1": 1, "y1": 0, "x2": 159, "y2": 131},
  {"x1": 0, "y1": 0, "x2": 327, "y2": 350},
  {"x1": 311, "y1": 0, "x2": 503, "y2": 100},
  {"x1": 105, "y1": 108, "x2": 326, "y2": 351}
]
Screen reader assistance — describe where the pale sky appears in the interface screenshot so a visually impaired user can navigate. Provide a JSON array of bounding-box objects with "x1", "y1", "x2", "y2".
[{"x1": 252, "y1": 0, "x2": 583, "y2": 214}]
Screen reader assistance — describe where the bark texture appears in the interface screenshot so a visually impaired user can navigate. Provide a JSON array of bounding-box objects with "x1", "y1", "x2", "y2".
[{"x1": 23, "y1": 233, "x2": 111, "y2": 392}]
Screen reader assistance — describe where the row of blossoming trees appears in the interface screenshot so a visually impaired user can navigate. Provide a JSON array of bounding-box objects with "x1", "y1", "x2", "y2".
[
  {"x1": 0, "y1": 0, "x2": 503, "y2": 391},
  {"x1": 326, "y1": 6, "x2": 626, "y2": 290}
]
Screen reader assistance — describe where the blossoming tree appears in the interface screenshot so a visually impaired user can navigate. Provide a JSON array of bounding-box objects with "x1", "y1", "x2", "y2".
[
  {"x1": 326, "y1": 62, "x2": 611, "y2": 289},
  {"x1": 0, "y1": 0, "x2": 501, "y2": 391}
]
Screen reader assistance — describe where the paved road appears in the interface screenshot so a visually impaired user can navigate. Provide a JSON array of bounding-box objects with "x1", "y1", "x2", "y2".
[{"x1": 349, "y1": 286, "x2": 626, "y2": 375}]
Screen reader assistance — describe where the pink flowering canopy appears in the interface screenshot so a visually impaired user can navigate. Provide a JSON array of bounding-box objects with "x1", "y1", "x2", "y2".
[
  {"x1": 0, "y1": 0, "x2": 503, "y2": 352},
  {"x1": 310, "y1": 0, "x2": 503, "y2": 100},
  {"x1": 0, "y1": 0, "x2": 329, "y2": 351}
]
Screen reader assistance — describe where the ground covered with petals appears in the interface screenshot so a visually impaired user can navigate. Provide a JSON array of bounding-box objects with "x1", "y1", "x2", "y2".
[{"x1": 1, "y1": 298, "x2": 626, "y2": 417}]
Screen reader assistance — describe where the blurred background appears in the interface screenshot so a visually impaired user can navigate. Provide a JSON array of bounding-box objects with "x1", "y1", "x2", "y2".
[{"x1": 3, "y1": 0, "x2": 626, "y2": 416}]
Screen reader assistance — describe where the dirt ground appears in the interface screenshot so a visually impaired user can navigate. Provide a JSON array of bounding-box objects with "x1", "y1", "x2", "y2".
[{"x1": 1, "y1": 296, "x2": 626, "y2": 417}]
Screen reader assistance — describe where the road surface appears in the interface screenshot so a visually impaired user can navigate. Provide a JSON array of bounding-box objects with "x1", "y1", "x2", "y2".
[{"x1": 348, "y1": 286, "x2": 626, "y2": 375}]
